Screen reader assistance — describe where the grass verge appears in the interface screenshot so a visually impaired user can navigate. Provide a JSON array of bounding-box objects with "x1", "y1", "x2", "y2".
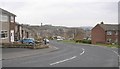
[{"x1": 61, "y1": 40, "x2": 119, "y2": 48}]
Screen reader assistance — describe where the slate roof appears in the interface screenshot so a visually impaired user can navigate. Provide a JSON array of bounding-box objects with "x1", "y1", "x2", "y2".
[
  {"x1": 99, "y1": 24, "x2": 119, "y2": 31},
  {"x1": 0, "y1": 8, "x2": 16, "y2": 16}
]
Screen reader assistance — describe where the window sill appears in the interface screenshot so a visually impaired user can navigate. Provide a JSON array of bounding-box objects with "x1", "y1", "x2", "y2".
[{"x1": 0, "y1": 37, "x2": 8, "y2": 39}]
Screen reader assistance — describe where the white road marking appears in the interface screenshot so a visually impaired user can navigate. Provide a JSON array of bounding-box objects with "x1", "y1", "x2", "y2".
[
  {"x1": 54, "y1": 47, "x2": 59, "y2": 49},
  {"x1": 50, "y1": 56, "x2": 77, "y2": 65},
  {"x1": 113, "y1": 51, "x2": 120, "y2": 57},
  {"x1": 50, "y1": 48, "x2": 85, "y2": 66},
  {"x1": 112, "y1": 50, "x2": 120, "y2": 67},
  {"x1": 80, "y1": 48, "x2": 85, "y2": 55}
]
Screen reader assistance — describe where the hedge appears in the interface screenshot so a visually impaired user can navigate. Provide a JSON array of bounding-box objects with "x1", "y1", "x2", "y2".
[{"x1": 75, "y1": 39, "x2": 91, "y2": 44}]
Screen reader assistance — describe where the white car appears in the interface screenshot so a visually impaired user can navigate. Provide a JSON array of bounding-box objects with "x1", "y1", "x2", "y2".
[
  {"x1": 46, "y1": 39, "x2": 50, "y2": 43},
  {"x1": 57, "y1": 38, "x2": 63, "y2": 41}
]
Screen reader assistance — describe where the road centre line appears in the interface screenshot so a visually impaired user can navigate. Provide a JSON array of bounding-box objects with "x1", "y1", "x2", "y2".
[
  {"x1": 80, "y1": 48, "x2": 85, "y2": 55},
  {"x1": 50, "y1": 48, "x2": 85, "y2": 66},
  {"x1": 50, "y1": 56, "x2": 77, "y2": 66}
]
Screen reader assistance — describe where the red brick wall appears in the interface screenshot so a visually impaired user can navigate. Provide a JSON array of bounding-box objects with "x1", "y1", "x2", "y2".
[{"x1": 91, "y1": 24, "x2": 106, "y2": 44}]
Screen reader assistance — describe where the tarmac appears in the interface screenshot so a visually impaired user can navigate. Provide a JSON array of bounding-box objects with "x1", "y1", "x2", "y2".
[{"x1": 2, "y1": 45, "x2": 59, "y2": 60}]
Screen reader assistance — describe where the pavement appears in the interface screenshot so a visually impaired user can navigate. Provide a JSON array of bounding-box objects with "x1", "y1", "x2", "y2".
[{"x1": 2, "y1": 45, "x2": 59, "y2": 60}]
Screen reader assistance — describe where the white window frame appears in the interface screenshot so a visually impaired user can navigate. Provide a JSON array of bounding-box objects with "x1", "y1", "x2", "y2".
[
  {"x1": 115, "y1": 31, "x2": 118, "y2": 35},
  {"x1": 0, "y1": 14, "x2": 9, "y2": 22},
  {"x1": 10, "y1": 16, "x2": 14, "y2": 22},
  {"x1": 0, "y1": 30, "x2": 8, "y2": 39},
  {"x1": 107, "y1": 31, "x2": 112, "y2": 35}
]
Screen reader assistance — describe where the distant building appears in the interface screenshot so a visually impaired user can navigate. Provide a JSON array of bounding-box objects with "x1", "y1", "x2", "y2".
[
  {"x1": 91, "y1": 22, "x2": 118, "y2": 44},
  {"x1": 0, "y1": 8, "x2": 16, "y2": 44},
  {"x1": 74, "y1": 28, "x2": 85, "y2": 40},
  {"x1": 20, "y1": 24, "x2": 36, "y2": 39},
  {"x1": 14, "y1": 22, "x2": 21, "y2": 41}
]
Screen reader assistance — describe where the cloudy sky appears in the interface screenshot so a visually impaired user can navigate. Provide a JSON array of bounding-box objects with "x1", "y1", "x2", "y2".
[{"x1": 0, "y1": 0, "x2": 119, "y2": 27}]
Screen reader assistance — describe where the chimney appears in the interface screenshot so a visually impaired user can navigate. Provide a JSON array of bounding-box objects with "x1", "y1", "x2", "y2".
[{"x1": 100, "y1": 21, "x2": 104, "y2": 24}]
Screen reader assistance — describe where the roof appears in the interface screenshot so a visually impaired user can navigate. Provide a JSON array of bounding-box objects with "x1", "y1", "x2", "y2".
[
  {"x1": 0, "y1": 8, "x2": 16, "y2": 16},
  {"x1": 99, "y1": 24, "x2": 118, "y2": 31}
]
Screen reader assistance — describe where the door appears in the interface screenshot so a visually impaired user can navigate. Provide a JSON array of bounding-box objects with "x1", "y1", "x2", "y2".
[{"x1": 11, "y1": 30, "x2": 14, "y2": 42}]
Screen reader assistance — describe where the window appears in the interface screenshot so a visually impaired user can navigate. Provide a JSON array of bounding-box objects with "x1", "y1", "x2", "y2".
[
  {"x1": 107, "y1": 38, "x2": 112, "y2": 43},
  {"x1": 0, "y1": 30, "x2": 8, "y2": 39},
  {"x1": 107, "y1": 31, "x2": 112, "y2": 35},
  {"x1": 10, "y1": 16, "x2": 14, "y2": 22},
  {"x1": 115, "y1": 31, "x2": 118, "y2": 35},
  {"x1": 115, "y1": 38, "x2": 118, "y2": 43},
  {"x1": 0, "y1": 14, "x2": 9, "y2": 22}
]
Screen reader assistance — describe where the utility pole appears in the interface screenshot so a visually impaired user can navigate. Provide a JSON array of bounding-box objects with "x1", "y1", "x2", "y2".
[{"x1": 73, "y1": 28, "x2": 76, "y2": 40}]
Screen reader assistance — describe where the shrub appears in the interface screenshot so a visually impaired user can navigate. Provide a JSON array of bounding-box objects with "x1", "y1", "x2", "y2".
[
  {"x1": 75, "y1": 40, "x2": 82, "y2": 43},
  {"x1": 81, "y1": 40, "x2": 91, "y2": 44},
  {"x1": 75, "y1": 39, "x2": 91, "y2": 44}
]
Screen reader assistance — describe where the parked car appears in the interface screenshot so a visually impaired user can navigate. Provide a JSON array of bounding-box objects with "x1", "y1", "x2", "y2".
[
  {"x1": 18, "y1": 38, "x2": 35, "y2": 45},
  {"x1": 46, "y1": 39, "x2": 50, "y2": 43},
  {"x1": 57, "y1": 38, "x2": 63, "y2": 41},
  {"x1": 43, "y1": 39, "x2": 50, "y2": 43}
]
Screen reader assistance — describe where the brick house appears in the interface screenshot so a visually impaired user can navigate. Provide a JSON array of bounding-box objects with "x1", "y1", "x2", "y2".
[
  {"x1": 0, "y1": 8, "x2": 16, "y2": 44},
  {"x1": 91, "y1": 22, "x2": 118, "y2": 44}
]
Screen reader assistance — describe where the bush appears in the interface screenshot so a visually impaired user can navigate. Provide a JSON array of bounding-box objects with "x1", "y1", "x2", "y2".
[
  {"x1": 75, "y1": 39, "x2": 91, "y2": 44},
  {"x1": 81, "y1": 40, "x2": 91, "y2": 44},
  {"x1": 75, "y1": 40, "x2": 82, "y2": 43}
]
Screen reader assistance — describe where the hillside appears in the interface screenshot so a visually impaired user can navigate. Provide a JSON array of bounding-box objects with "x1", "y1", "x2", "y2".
[{"x1": 22, "y1": 24, "x2": 92, "y2": 40}]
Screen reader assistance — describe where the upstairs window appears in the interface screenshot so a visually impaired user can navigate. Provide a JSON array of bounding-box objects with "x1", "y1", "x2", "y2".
[
  {"x1": 0, "y1": 30, "x2": 8, "y2": 39},
  {"x1": 10, "y1": 16, "x2": 14, "y2": 22},
  {"x1": 0, "y1": 14, "x2": 9, "y2": 22},
  {"x1": 107, "y1": 31, "x2": 112, "y2": 35}
]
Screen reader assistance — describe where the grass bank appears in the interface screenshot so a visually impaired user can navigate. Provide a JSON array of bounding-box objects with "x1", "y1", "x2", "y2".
[{"x1": 61, "y1": 40, "x2": 119, "y2": 48}]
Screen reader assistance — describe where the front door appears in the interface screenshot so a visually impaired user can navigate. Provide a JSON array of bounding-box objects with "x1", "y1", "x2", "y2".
[{"x1": 11, "y1": 30, "x2": 14, "y2": 42}]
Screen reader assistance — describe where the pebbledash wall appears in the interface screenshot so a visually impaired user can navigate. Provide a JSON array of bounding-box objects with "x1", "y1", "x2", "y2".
[
  {"x1": 0, "y1": 8, "x2": 16, "y2": 44},
  {"x1": 0, "y1": 8, "x2": 36, "y2": 44}
]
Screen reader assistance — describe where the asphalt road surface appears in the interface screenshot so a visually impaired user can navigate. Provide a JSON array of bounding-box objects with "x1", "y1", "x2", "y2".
[{"x1": 2, "y1": 40, "x2": 119, "y2": 67}]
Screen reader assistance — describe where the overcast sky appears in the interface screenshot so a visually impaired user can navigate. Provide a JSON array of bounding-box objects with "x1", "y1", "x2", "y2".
[{"x1": 0, "y1": 0, "x2": 119, "y2": 27}]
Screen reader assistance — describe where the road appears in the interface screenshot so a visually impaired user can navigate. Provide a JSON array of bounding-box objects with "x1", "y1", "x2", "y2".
[{"x1": 2, "y1": 40, "x2": 119, "y2": 67}]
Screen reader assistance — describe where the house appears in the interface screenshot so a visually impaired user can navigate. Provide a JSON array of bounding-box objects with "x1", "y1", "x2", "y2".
[
  {"x1": 0, "y1": 8, "x2": 43, "y2": 44},
  {"x1": 0, "y1": 8, "x2": 16, "y2": 44},
  {"x1": 91, "y1": 22, "x2": 118, "y2": 44},
  {"x1": 20, "y1": 24, "x2": 36, "y2": 39}
]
